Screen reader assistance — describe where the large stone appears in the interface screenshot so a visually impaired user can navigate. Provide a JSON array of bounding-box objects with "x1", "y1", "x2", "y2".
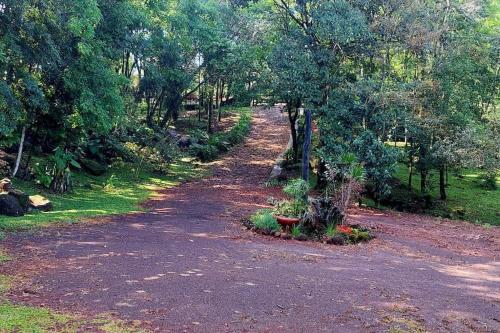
[
  {"x1": 29, "y1": 195, "x2": 53, "y2": 212},
  {"x1": 269, "y1": 165, "x2": 283, "y2": 180},
  {"x1": 178, "y1": 135, "x2": 192, "y2": 149},
  {"x1": 167, "y1": 129, "x2": 179, "y2": 139},
  {"x1": 9, "y1": 189, "x2": 29, "y2": 211},
  {"x1": 0, "y1": 193, "x2": 25, "y2": 217},
  {"x1": 80, "y1": 158, "x2": 107, "y2": 176}
]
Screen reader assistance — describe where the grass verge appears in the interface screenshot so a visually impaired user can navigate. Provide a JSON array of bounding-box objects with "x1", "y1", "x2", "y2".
[
  {"x1": 0, "y1": 160, "x2": 204, "y2": 232},
  {"x1": 189, "y1": 107, "x2": 252, "y2": 161},
  {"x1": 386, "y1": 163, "x2": 500, "y2": 225}
]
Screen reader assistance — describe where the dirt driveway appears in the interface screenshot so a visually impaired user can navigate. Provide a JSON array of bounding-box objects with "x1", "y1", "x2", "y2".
[{"x1": 2, "y1": 107, "x2": 499, "y2": 332}]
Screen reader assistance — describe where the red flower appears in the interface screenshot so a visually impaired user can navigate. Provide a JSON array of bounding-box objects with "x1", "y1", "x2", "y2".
[{"x1": 336, "y1": 225, "x2": 353, "y2": 235}]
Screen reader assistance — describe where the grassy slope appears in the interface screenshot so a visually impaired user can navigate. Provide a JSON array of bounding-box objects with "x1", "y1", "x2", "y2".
[
  {"x1": 0, "y1": 160, "x2": 203, "y2": 232},
  {"x1": 392, "y1": 163, "x2": 500, "y2": 225}
]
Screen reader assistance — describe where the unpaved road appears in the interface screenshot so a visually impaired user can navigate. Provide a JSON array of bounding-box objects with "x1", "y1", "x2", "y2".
[{"x1": 2, "y1": 108, "x2": 499, "y2": 332}]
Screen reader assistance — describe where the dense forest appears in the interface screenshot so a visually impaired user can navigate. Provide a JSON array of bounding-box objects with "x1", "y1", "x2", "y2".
[{"x1": 0, "y1": 0, "x2": 498, "y2": 217}]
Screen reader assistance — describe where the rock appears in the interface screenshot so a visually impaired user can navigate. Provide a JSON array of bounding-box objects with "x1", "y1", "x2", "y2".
[
  {"x1": 327, "y1": 235, "x2": 347, "y2": 246},
  {"x1": 241, "y1": 218, "x2": 253, "y2": 230},
  {"x1": 9, "y1": 189, "x2": 29, "y2": 211},
  {"x1": 167, "y1": 129, "x2": 179, "y2": 139},
  {"x1": 29, "y1": 195, "x2": 53, "y2": 212},
  {"x1": 0, "y1": 193, "x2": 25, "y2": 217},
  {"x1": 80, "y1": 158, "x2": 107, "y2": 176},
  {"x1": 294, "y1": 234, "x2": 308, "y2": 242},
  {"x1": 269, "y1": 165, "x2": 282, "y2": 180},
  {"x1": 281, "y1": 233, "x2": 292, "y2": 240},
  {"x1": 178, "y1": 135, "x2": 192, "y2": 149},
  {"x1": 274, "y1": 231, "x2": 281, "y2": 237},
  {"x1": 0, "y1": 178, "x2": 13, "y2": 192}
]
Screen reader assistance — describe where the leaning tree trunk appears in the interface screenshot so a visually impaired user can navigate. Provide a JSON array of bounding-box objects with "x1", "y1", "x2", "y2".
[{"x1": 12, "y1": 126, "x2": 26, "y2": 177}]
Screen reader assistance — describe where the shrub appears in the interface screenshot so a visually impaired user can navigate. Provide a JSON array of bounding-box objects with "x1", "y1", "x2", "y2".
[
  {"x1": 280, "y1": 178, "x2": 310, "y2": 217},
  {"x1": 189, "y1": 108, "x2": 251, "y2": 162},
  {"x1": 350, "y1": 229, "x2": 371, "y2": 242},
  {"x1": 283, "y1": 178, "x2": 310, "y2": 200},
  {"x1": 326, "y1": 224, "x2": 336, "y2": 237},
  {"x1": 291, "y1": 224, "x2": 301, "y2": 238},
  {"x1": 481, "y1": 173, "x2": 498, "y2": 190},
  {"x1": 251, "y1": 210, "x2": 280, "y2": 234}
]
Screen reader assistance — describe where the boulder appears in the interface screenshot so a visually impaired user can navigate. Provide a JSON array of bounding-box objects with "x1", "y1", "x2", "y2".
[
  {"x1": 29, "y1": 195, "x2": 53, "y2": 212},
  {"x1": 269, "y1": 165, "x2": 282, "y2": 180},
  {"x1": 80, "y1": 158, "x2": 107, "y2": 176},
  {"x1": 178, "y1": 135, "x2": 192, "y2": 149},
  {"x1": 327, "y1": 235, "x2": 347, "y2": 246},
  {"x1": 167, "y1": 129, "x2": 179, "y2": 139},
  {"x1": 9, "y1": 189, "x2": 29, "y2": 211},
  {"x1": 0, "y1": 193, "x2": 25, "y2": 217}
]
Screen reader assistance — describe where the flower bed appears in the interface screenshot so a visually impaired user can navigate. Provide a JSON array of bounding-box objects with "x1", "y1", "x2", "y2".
[{"x1": 244, "y1": 178, "x2": 373, "y2": 245}]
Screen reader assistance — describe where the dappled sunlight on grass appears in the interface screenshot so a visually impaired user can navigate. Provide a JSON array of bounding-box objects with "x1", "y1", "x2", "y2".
[
  {"x1": 392, "y1": 164, "x2": 500, "y2": 225},
  {"x1": 0, "y1": 161, "x2": 201, "y2": 231}
]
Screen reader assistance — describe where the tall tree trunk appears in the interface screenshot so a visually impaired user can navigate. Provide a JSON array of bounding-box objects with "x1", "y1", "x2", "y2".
[
  {"x1": 198, "y1": 73, "x2": 203, "y2": 122},
  {"x1": 408, "y1": 155, "x2": 413, "y2": 191},
  {"x1": 302, "y1": 109, "x2": 312, "y2": 181},
  {"x1": 439, "y1": 166, "x2": 447, "y2": 200},
  {"x1": 218, "y1": 80, "x2": 225, "y2": 122},
  {"x1": 207, "y1": 91, "x2": 214, "y2": 134},
  {"x1": 215, "y1": 80, "x2": 220, "y2": 110},
  {"x1": 12, "y1": 126, "x2": 26, "y2": 178},
  {"x1": 420, "y1": 171, "x2": 427, "y2": 194},
  {"x1": 286, "y1": 102, "x2": 298, "y2": 162}
]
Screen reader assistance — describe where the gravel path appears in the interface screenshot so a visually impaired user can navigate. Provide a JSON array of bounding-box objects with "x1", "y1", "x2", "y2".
[{"x1": 2, "y1": 107, "x2": 499, "y2": 332}]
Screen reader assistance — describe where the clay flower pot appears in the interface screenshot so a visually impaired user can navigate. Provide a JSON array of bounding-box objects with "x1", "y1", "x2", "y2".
[{"x1": 275, "y1": 216, "x2": 300, "y2": 227}]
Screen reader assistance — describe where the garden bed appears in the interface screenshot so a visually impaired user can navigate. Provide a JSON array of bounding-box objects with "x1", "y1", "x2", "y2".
[{"x1": 244, "y1": 176, "x2": 374, "y2": 246}]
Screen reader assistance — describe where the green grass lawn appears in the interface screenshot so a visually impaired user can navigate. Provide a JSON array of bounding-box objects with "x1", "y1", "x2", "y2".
[
  {"x1": 392, "y1": 163, "x2": 500, "y2": 225},
  {"x1": 0, "y1": 159, "x2": 204, "y2": 232}
]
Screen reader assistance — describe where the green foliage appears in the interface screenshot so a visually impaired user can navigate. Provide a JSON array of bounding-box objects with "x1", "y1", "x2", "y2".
[
  {"x1": 354, "y1": 132, "x2": 398, "y2": 200},
  {"x1": 0, "y1": 161, "x2": 201, "y2": 232},
  {"x1": 0, "y1": 274, "x2": 12, "y2": 294},
  {"x1": 0, "y1": 303, "x2": 73, "y2": 333},
  {"x1": 276, "y1": 178, "x2": 310, "y2": 218},
  {"x1": 283, "y1": 178, "x2": 310, "y2": 201},
  {"x1": 291, "y1": 224, "x2": 302, "y2": 238},
  {"x1": 391, "y1": 163, "x2": 500, "y2": 225},
  {"x1": 326, "y1": 224, "x2": 336, "y2": 238},
  {"x1": 189, "y1": 108, "x2": 252, "y2": 161},
  {"x1": 250, "y1": 210, "x2": 280, "y2": 234},
  {"x1": 349, "y1": 228, "x2": 372, "y2": 243},
  {"x1": 48, "y1": 148, "x2": 81, "y2": 194},
  {"x1": 0, "y1": 302, "x2": 150, "y2": 333}
]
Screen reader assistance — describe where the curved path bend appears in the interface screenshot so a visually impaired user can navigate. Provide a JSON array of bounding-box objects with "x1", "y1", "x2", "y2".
[{"x1": 2, "y1": 108, "x2": 499, "y2": 332}]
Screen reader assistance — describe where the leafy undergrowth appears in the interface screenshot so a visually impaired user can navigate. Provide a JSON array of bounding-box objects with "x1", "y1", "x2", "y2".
[
  {"x1": 189, "y1": 107, "x2": 252, "y2": 161},
  {"x1": 370, "y1": 163, "x2": 500, "y2": 226},
  {"x1": 0, "y1": 160, "x2": 204, "y2": 232}
]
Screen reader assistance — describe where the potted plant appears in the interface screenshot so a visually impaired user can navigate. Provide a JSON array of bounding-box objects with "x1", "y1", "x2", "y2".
[{"x1": 274, "y1": 178, "x2": 310, "y2": 227}]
